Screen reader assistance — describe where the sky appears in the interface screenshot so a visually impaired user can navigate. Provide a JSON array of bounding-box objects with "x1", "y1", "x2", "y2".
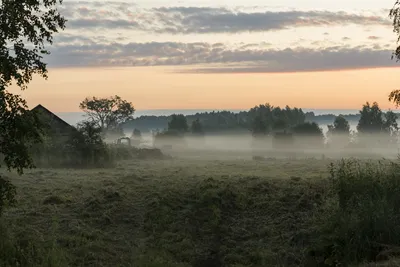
[{"x1": 11, "y1": 0, "x2": 400, "y2": 112}]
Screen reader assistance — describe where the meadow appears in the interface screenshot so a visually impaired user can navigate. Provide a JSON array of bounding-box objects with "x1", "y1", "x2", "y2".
[{"x1": 2, "y1": 150, "x2": 400, "y2": 267}]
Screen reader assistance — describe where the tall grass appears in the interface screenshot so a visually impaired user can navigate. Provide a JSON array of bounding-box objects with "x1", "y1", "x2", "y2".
[
  {"x1": 0, "y1": 218, "x2": 68, "y2": 267},
  {"x1": 309, "y1": 159, "x2": 400, "y2": 266},
  {"x1": 3, "y1": 158, "x2": 400, "y2": 266}
]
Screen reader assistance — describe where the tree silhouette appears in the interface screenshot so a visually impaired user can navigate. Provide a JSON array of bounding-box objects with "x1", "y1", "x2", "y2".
[
  {"x1": 357, "y1": 102, "x2": 398, "y2": 147},
  {"x1": 388, "y1": 1, "x2": 400, "y2": 105},
  {"x1": 249, "y1": 104, "x2": 306, "y2": 136},
  {"x1": 0, "y1": 0, "x2": 65, "y2": 174},
  {"x1": 251, "y1": 113, "x2": 269, "y2": 136},
  {"x1": 383, "y1": 110, "x2": 399, "y2": 134},
  {"x1": 292, "y1": 122, "x2": 324, "y2": 137},
  {"x1": 191, "y1": 119, "x2": 204, "y2": 135},
  {"x1": 66, "y1": 120, "x2": 109, "y2": 166},
  {"x1": 327, "y1": 116, "x2": 351, "y2": 147},
  {"x1": 357, "y1": 102, "x2": 386, "y2": 134},
  {"x1": 132, "y1": 129, "x2": 142, "y2": 139},
  {"x1": 168, "y1": 114, "x2": 188, "y2": 133},
  {"x1": 292, "y1": 122, "x2": 325, "y2": 147},
  {"x1": 389, "y1": 2, "x2": 400, "y2": 62},
  {"x1": 328, "y1": 116, "x2": 351, "y2": 134},
  {"x1": 79, "y1": 95, "x2": 135, "y2": 134}
]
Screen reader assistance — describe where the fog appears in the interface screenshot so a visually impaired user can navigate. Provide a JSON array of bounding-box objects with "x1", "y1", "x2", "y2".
[{"x1": 141, "y1": 132, "x2": 400, "y2": 161}]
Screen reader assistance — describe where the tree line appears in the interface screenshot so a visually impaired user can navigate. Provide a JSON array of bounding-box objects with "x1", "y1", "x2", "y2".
[
  {"x1": 124, "y1": 108, "x2": 399, "y2": 134},
  {"x1": 73, "y1": 95, "x2": 400, "y2": 151}
]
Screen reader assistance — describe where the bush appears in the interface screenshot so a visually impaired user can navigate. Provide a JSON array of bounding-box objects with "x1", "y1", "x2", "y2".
[
  {"x1": 292, "y1": 122, "x2": 325, "y2": 148},
  {"x1": 0, "y1": 176, "x2": 16, "y2": 216},
  {"x1": 308, "y1": 159, "x2": 400, "y2": 266},
  {"x1": 31, "y1": 121, "x2": 114, "y2": 168},
  {"x1": 153, "y1": 130, "x2": 187, "y2": 148},
  {"x1": 108, "y1": 144, "x2": 138, "y2": 161},
  {"x1": 0, "y1": 220, "x2": 68, "y2": 267},
  {"x1": 137, "y1": 148, "x2": 167, "y2": 160}
]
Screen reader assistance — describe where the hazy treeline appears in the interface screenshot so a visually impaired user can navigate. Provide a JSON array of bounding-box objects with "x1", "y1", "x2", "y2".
[
  {"x1": 149, "y1": 102, "x2": 400, "y2": 159},
  {"x1": 124, "y1": 107, "x2": 383, "y2": 134}
]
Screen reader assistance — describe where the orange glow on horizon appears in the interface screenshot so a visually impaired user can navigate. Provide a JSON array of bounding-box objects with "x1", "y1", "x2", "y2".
[{"x1": 8, "y1": 66, "x2": 400, "y2": 112}]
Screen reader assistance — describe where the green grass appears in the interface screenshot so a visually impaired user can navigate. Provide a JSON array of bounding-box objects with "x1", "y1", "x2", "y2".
[{"x1": 1, "y1": 157, "x2": 400, "y2": 266}]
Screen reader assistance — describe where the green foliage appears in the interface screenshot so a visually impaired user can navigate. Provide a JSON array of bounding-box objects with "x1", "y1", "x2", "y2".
[
  {"x1": 142, "y1": 169, "x2": 328, "y2": 267},
  {"x1": 168, "y1": 114, "x2": 188, "y2": 132},
  {"x1": 327, "y1": 116, "x2": 351, "y2": 146},
  {"x1": 328, "y1": 115, "x2": 350, "y2": 134},
  {"x1": 251, "y1": 113, "x2": 270, "y2": 136},
  {"x1": 0, "y1": 0, "x2": 66, "y2": 90},
  {"x1": 383, "y1": 110, "x2": 399, "y2": 134},
  {"x1": 291, "y1": 122, "x2": 325, "y2": 148},
  {"x1": 0, "y1": 0, "x2": 65, "y2": 174},
  {"x1": 292, "y1": 122, "x2": 324, "y2": 137},
  {"x1": 191, "y1": 118, "x2": 204, "y2": 135},
  {"x1": 153, "y1": 129, "x2": 186, "y2": 148},
  {"x1": 0, "y1": 176, "x2": 16, "y2": 216},
  {"x1": 79, "y1": 95, "x2": 135, "y2": 134},
  {"x1": 357, "y1": 102, "x2": 392, "y2": 134},
  {"x1": 0, "y1": 0, "x2": 65, "y2": 223},
  {"x1": 108, "y1": 145, "x2": 138, "y2": 160},
  {"x1": 152, "y1": 114, "x2": 189, "y2": 148},
  {"x1": 309, "y1": 159, "x2": 400, "y2": 266},
  {"x1": 64, "y1": 120, "x2": 112, "y2": 167},
  {"x1": 250, "y1": 104, "x2": 306, "y2": 136},
  {"x1": 356, "y1": 102, "x2": 398, "y2": 147},
  {"x1": 0, "y1": 219, "x2": 68, "y2": 267},
  {"x1": 126, "y1": 107, "x2": 374, "y2": 134},
  {"x1": 6, "y1": 158, "x2": 400, "y2": 266},
  {"x1": 32, "y1": 120, "x2": 113, "y2": 168},
  {"x1": 389, "y1": 3, "x2": 400, "y2": 61},
  {"x1": 155, "y1": 129, "x2": 184, "y2": 138},
  {"x1": 389, "y1": 89, "x2": 400, "y2": 107},
  {"x1": 0, "y1": 92, "x2": 43, "y2": 174}
]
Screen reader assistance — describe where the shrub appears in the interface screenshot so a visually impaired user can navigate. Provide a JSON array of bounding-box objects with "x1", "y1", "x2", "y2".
[
  {"x1": 31, "y1": 120, "x2": 114, "y2": 168},
  {"x1": 0, "y1": 176, "x2": 16, "y2": 216},
  {"x1": 0, "y1": 220, "x2": 68, "y2": 267},
  {"x1": 108, "y1": 144, "x2": 138, "y2": 161},
  {"x1": 137, "y1": 148, "x2": 167, "y2": 160},
  {"x1": 308, "y1": 159, "x2": 400, "y2": 266},
  {"x1": 153, "y1": 130, "x2": 187, "y2": 148},
  {"x1": 292, "y1": 122, "x2": 325, "y2": 148}
]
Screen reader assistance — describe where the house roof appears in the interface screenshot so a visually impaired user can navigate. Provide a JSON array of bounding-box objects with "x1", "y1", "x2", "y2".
[{"x1": 31, "y1": 104, "x2": 76, "y2": 131}]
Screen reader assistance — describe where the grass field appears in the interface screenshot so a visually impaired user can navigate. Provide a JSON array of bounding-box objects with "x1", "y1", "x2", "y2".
[{"x1": 1, "y1": 156, "x2": 400, "y2": 266}]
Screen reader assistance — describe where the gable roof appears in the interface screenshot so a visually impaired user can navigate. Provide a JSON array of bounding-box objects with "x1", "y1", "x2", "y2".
[{"x1": 31, "y1": 104, "x2": 76, "y2": 131}]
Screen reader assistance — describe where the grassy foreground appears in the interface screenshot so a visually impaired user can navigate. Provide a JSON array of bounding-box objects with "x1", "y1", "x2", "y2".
[{"x1": 1, "y1": 157, "x2": 400, "y2": 266}]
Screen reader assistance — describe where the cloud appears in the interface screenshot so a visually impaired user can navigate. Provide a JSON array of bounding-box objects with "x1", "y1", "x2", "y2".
[
  {"x1": 151, "y1": 7, "x2": 391, "y2": 34},
  {"x1": 342, "y1": 37, "x2": 351, "y2": 41},
  {"x1": 368, "y1": 35, "x2": 381, "y2": 40},
  {"x1": 45, "y1": 40, "x2": 398, "y2": 73},
  {"x1": 59, "y1": 2, "x2": 392, "y2": 33},
  {"x1": 182, "y1": 48, "x2": 396, "y2": 73}
]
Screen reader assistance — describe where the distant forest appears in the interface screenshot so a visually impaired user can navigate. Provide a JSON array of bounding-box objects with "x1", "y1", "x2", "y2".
[{"x1": 123, "y1": 107, "x2": 384, "y2": 133}]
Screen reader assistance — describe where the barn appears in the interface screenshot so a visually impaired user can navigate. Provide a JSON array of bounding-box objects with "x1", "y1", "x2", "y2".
[{"x1": 31, "y1": 104, "x2": 77, "y2": 141}]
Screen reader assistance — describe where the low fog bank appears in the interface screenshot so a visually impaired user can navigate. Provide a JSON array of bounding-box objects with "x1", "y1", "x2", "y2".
[{"x1": 144, "y1": 133, "x2": 400, "y2": 160}]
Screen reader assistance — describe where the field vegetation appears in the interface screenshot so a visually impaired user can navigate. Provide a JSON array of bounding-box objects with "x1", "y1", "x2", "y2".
[{"x1": 2, "y1": 155, "x2": 400, "y2": 267}]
